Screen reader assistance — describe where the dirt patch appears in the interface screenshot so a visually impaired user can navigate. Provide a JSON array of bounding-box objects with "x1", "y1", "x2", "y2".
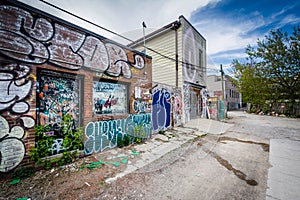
[{"x1": 0, "y1": 146, "x2": 141, "y2": 200}]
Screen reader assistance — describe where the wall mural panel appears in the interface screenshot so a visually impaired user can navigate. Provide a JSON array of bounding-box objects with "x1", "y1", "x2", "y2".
[
  {"x1": 36, "y1": 69, "x2": 82, "y2": 154},
  {"x1": 93, "y1": 81, "x2": 128, "y2": 115},
  {"x1": 84, "y1": 113, "x2": 151, "y2": 154}
]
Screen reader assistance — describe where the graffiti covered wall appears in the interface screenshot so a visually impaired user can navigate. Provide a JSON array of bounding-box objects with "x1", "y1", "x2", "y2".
[
  {"x1": 0, "y1": 4, "x2": 146, "y2": 76},
  {"x1": 0, "y1": 1, "x2": 152, "y2": 172},
  {"x1": 84, "y1": 113, "x2": 151, "y2": 154},
  {"x1": 152, "y1": 83, "x2": 182, "y2": 133},
  {"x1": 0, "y1": 64, "x2": 35, "y2": 172}
]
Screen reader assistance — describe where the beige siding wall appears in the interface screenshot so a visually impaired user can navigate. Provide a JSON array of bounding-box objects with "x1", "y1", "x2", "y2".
[{"x1": 134, "y1": 30, "x2": 182, "y2": 87}]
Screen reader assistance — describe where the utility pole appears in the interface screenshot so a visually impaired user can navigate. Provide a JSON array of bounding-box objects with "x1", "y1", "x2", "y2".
[
  {"x1": 220, "y1": 64, "x2": 225, "y2": 100},
  {"x1": 142, "y1": 21, "x2": 147, "y2": 54},
  {"x1": 172, "y1": 21, "x2": 180, "y2": 88}
]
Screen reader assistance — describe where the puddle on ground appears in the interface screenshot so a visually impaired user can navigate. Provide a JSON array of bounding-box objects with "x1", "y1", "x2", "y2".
[
  {"x1": 218, "y1": 136, "x2": 269, "y2": 152},
  {"x1": 201, "y1": 146, "x2": 258, "y2": 186}
]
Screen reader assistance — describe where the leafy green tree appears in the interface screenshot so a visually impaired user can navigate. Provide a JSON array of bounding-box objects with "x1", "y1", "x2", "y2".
[{"x1": 232, "y1": 26, "x2": 300, "y2": 114}]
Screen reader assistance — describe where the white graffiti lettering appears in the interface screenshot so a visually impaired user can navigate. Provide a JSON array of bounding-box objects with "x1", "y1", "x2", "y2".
[{"x1": 0, "y1": 116, "x2": 25, "y2": 172}]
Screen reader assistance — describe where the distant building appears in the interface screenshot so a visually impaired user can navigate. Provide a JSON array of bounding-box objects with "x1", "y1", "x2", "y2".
[
  {"x1": 129, "y1": 15, "x2": 207, "y2": 123},
  {"x1": 206, "y1": 75, "x2": 242, "y2": 110}
]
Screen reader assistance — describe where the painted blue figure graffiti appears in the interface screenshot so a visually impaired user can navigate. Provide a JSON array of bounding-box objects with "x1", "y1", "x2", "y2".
[{"x1": 152, "y1": 89, "x2": 171, "y2": 132}]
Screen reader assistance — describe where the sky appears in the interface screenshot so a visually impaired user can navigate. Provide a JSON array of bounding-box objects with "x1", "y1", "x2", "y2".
[{"x1": 17, "y1": 0, "x2": 300, "y2": 75}]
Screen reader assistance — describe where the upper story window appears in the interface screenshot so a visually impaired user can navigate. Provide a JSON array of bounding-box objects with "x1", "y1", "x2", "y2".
[{"x1": 199, "y1": 49, "x2": 203, "y2": 69}]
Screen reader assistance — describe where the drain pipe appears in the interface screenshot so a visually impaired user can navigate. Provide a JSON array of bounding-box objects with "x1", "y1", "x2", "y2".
[{"x1": 172, "y1": 21, "x2": 181, "y2": 87}]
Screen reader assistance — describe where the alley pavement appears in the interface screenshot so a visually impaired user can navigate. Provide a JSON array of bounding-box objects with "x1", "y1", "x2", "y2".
[
  {"x1": 106, "y1": 116, "x2": 300, "y2": 200},
  {"x1": 105, "y1": 118, "x2": 234, "y2": 183}
]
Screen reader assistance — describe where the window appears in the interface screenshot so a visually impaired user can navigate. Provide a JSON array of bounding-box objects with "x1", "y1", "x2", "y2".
[
  {"x1": 93, "y1": 81, "x2": 128, "y2": 114},
  {"x1": 199, "y1": 49, "x2": 203, "y2": 69}
]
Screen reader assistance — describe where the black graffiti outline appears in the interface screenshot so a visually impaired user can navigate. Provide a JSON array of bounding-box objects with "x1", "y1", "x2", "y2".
[
  {"x1": 0, "y1": 4, "x2": 146, "y2": 78},
  {"x1": 15, "y1": 115, "x2": 35, "y2": 129},
  {"x1": 0, "y1": 119, "x2": 26, "y2": 173},
  {"x1": 0, "y1": 66, "x2": 33, "y2": 114}
]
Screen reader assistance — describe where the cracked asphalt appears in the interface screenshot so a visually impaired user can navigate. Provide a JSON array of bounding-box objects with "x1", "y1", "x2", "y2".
[{"x1": 97, "y1": 111, "x2": 300, "y2": 200}]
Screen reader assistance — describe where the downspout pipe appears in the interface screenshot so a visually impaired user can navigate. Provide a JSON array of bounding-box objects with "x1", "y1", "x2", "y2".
[{"x1": 172, "y1": 21, "x2": 181, "y2": 88}]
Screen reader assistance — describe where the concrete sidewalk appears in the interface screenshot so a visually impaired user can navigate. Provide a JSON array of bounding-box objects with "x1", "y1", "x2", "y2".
[
  {"x1": 106, "y1": 118, "x2": 233, "y2": 183},
  {"x1": 184, "y1": 118, "x2": 234, "y2": 135},
  {"x1": 266, "y1": 139, "x2": 300, "y2": 200}
]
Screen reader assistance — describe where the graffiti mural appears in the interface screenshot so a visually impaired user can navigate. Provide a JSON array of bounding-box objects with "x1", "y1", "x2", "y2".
[
  {"x1": 0, "y1": 116, "x2": 26, "y2": 172},
  {"x1": 152, "y1": 88, "x2": 171, "y2": 132},
  {"x1": 0, "y1": 63, "x2": 34, "y2": 172},
  {"x1": 172, "y1": 88, "x2": 182, "y2": 126},
  {"x1": 36, "y1": 69, "x2": 81, "y2": 154},
  {"x1": 37, "y1": 70, "x2": 81, "y2": 127},
  {"x1": 151, "y1": 84, "x2": 183, "y2": 132},
  {"x1": 201, "y1": 88, "x2": 208, "y2": 118},
  {"x1": 133, "y1": 100, "x2": 150, "y2": 114},
  {"x1": 183, "y1": 83, "x2": 191, "y2": 123},
  {"x1": 183, "y1": 28, "x2": 197, "y2": 82},
  {"x1": 182, "y1": 27, "x2": 205, "y2": 85},
  {"x1": 0, "y1": 5, "x2": 146, "y2": 78},
  {"x1": 0, "y1": 64, "x2": 32, "y2": 113},
  {"x1": 93, "y1": 81, "x2": 127, "y2": 114},
  {"x1": 84, "y1": 113, "x2": 151, "y2": 154}
]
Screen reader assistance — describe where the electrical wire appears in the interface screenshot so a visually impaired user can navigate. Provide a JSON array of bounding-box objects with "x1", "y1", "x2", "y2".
[{"x1": 37, "y1": 0, "x2": 220, "y2": 73}]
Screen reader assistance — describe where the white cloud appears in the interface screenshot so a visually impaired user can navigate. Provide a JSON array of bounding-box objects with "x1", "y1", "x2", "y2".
[
  {"x1": 195, "y1": 16, "x2": 265, "y2": 55},
  {"x1": 18, "y1": 0, "x2": 219, "y2": 40},
  {"x1": 277, "y1": 15, "x2": 300, "y2": 28}
]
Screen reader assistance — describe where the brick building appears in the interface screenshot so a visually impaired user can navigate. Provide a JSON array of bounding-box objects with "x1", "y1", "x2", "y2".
[{"x1": 0, "y1": 0, "x2": 152, "y2": 173}]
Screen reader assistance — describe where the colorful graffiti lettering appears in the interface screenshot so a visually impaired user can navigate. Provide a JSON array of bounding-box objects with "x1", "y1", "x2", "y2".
[
  {"x1": 133, "y1": 100, "x2": 150, "y2": 114},
  {"x1": 84, "y1": 114, "x2": 151, "y2": 155},
  {"x1": 172, "y1": 88, "x2": 182, "y2": 126},
  {"x1": 152, "y1": 89, "x2": 171, "y2": 132},
  {"x1": 0, "y1": 5, "x2": 145, "y2": 78}
]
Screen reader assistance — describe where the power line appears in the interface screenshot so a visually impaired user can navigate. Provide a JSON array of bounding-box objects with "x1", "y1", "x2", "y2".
[
  {"x1": 39, "y1": 0, "x2": 133, "y2": 43},
  {"x1": 38, "y1": 0, "x2": 220, "y2": 73}
]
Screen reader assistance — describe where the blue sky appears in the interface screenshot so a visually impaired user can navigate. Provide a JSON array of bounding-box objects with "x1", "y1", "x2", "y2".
[
  {"x1": 190, "y1": 0, "x2": 300, "y2": 74},
  {"x1": 17, "y1": 0, "x2": 300, "y2": 75}
]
